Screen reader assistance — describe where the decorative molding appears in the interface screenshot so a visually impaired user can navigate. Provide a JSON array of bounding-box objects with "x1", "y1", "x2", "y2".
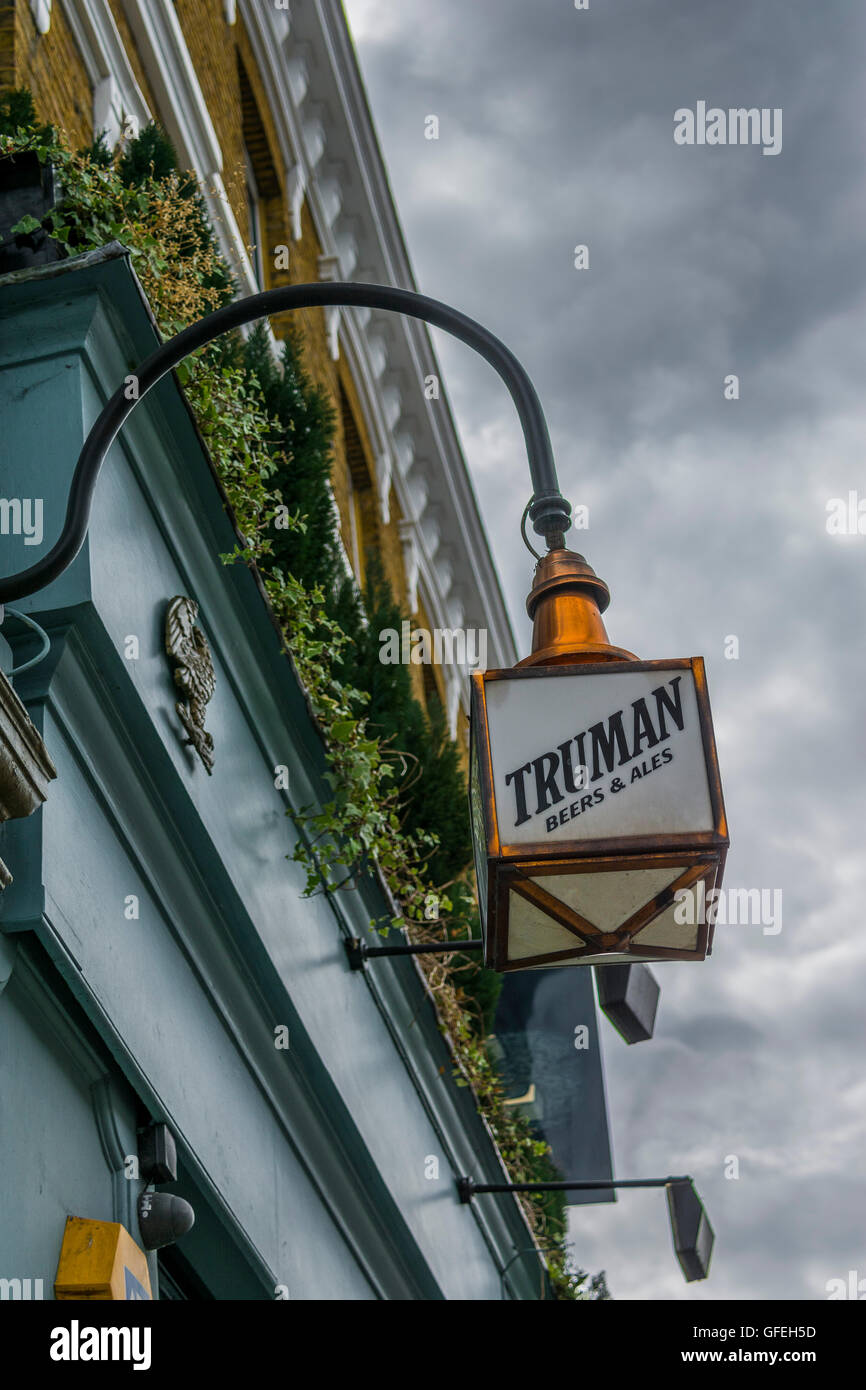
[
  {"x1": 60, "y1": 2, "x2": 150, "y2": 145},
  {"x1": 93, "y1": 75, "x2": 130, "y2": 146},
  {"x1": 375, "y1": 453, "x2": 393, "y2": 526},
  {"x1": 0, "y1": 669, "x2": 57, "y2": 825},
  {"x1": 315, "y1": 165, "x2": 344, "y2": 229},
  {"x1": 30, "y1": 0, "x2": 52, "y2": 36},
  {"x1": 165, "y1": 597, "x2": 216, "y2": 774},
  {"x1": 393, "y1": 428, "x2": 415, "y2": 477},
  {"x1": 366, "y1": 333, "x2": 388, "y2": 379},
  {"x1": 335, "y1": 224, "x2": 358, "y2": 278},
  {"x1": 381, "y1": 383, "x2": 402, "y2": 432},
  {"x1": 285, "y1": 52, "x2": 310, "y2": 108},
  {"x1": 443, "y1": 666, "x2": 461, "y2": 740},
  {"x1": 447, "y1": 590, "x2": 465, "y2": 631},
  {"x1": 301, "y1": 112, "x2": 327, "y2": 171},
  {"x1": 397, "y1": 521, "x2": 419, "y2": 614},
  {"x1": 91, "y1": 1077, "x2": 137, "y2": 1230},
  {"x1": 435, "y1": 551, "x2": 454, "y2": 597},
  {"x1": 405, "y1": 464, "x2": 429, "y2": 519},
  {"x1": 271, "y1": 1, "x2": 291, "y2": 39},
  {"x1": 317, "y1": 253, "x2": 341, "y2": 360},
  {"x1": 288, "y1": 166, "x2": 306, "y2": 241}
]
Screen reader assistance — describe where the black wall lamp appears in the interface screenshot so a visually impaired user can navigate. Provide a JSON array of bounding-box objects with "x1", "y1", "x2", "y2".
[{"x1": 457, "y1": 1174, "x2": 714, "y2": 1283}]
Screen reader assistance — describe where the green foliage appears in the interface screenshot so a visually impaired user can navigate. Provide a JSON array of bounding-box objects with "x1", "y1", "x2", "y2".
[
  {"x1": 117, "y1": 122, "x2": 178, "y2": 186},
  {"x1": 0, "y1": 115, "x2": 234, "y2": 333},
  {"x1": 239, "y1": 324, "x2": 344, "y2": 592},
  {"x1": 0, "y1": 94, "x2": 610, "y2": 1299},
  {"x1": 0, "y1": 88, "x2": 49, "y2": 141}
]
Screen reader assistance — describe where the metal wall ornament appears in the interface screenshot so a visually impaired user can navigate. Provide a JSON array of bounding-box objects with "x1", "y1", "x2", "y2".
[{"x1": 164, "y1": 596, "x2": 216, "y2": 774}]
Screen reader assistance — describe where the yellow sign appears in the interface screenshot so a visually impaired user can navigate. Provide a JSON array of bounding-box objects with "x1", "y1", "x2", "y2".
[{"x1": 54, "y1": 1217, "x2": 152, "y2": 1300}]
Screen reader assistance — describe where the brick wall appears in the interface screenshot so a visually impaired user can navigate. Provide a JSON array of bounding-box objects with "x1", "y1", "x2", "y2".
[
  {"x1": 0, "y1": 3, "x2": 14, "y2": 91},
  {"x1": 11, "y1": 0, "x2": 92, "y2": 147}
]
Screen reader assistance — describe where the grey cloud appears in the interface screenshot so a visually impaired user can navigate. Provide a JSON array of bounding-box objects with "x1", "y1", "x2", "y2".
[{"x1": 344, "y1": 0, "x2": 866, "y2": 1299}]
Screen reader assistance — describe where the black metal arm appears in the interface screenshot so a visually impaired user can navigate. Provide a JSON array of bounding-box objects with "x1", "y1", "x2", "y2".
[
  {"x1": 457, "y1": 1175, "x2": 691, "y2": 1202},
  {"x1": 345, "y1": 936, "x2": 482, "y2": 971},
  {"x1": 0, "y1": 281, "x2": 572, "y2": 604}
]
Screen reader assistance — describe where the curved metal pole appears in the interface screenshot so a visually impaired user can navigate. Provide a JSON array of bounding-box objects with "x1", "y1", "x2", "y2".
[{"x1": 0, "y1": 281, "x2": 571, "y2": 604}]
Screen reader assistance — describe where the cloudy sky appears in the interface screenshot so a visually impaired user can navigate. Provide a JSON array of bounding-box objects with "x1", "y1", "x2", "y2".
[{"x1": 342, "y1": 0, "x2": 866, "y2": 1300}]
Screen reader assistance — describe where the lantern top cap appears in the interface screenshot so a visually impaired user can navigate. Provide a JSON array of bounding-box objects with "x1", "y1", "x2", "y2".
[
  {"x1": 520, "y1": 546, "x2": 635, "y2": 667},
  {"x1": 526, "y1": 548, "x2": 611, "y2": 618}
]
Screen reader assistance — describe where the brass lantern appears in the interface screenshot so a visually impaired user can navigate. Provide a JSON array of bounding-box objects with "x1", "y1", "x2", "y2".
[{"x1": 469, "y1": 549, "x2": 728, "y2": 971}]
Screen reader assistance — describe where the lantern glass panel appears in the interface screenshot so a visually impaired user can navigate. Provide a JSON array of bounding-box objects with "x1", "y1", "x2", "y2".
[
  {"x1": 528, "y1": 865, "x2": 688, "y2": 931},
  {"x1": 485, "y1": 665, "x2": 715, "y2": 848},
  {"x1": 631, "y1": 903, "x2": 699, "y2": 950},
  {"x1": 507, "y1": 891, "x2": 588, "y2": 960}
]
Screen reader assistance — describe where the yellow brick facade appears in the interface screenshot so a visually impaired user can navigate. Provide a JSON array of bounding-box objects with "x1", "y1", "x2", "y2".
[{"x1": 8, "y1": 0, "x2": 92, "y2": 147}]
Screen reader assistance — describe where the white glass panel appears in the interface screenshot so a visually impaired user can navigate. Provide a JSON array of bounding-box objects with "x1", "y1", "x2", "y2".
[
  {"x1": 485, "y1": 666, "x2": 714, "y2": 847},
  {"x1": 531, "y1": 866, "x2": 686, "y2": 931},
  {"x1": 507, "y1": 891, "x2": 584, "y2": 961},
  {"x1": 631, "y1": 902, "x2": 699, "y2": 950}
]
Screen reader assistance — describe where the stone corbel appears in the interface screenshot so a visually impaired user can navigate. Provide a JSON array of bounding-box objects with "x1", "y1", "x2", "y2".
[
  {"x1": 335, "y1": 227, "x2": 358, "y2": 278},
  {"x1": 316, "y1": 165, "x2": 345, "y2": 229},
  {"x1": 288, "y1": 166, "x2": 306, "y2": 241},
  {"x1": 394, "y1": 429, "x2": 415, "y2": 476},
  {"x1": 30, "y1": 0, "x2": 51, "y2": 36},
  {"x1": 397, "y1": 521, "x2": 420, "y2": 613},
  {"x1": 443, "y1": 665, "x2": 462, "y2": 741},
  {"x1": 317, "y1": 254, "x2": 341, "y2": 359},
  {"x1": 0, "y1": 669, "x2": 57, "y2": 886},
  {"x1": 375, "y1": 453, "x2": 393, "y2": 525},
  {"x1": 93, "y1": 76, "x2": 138, "y2": 149}
]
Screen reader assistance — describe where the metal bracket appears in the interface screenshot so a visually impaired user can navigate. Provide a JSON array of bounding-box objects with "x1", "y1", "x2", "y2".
[{"x1": 345, "y1": 937, "x2": 483, "y2": 972}]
